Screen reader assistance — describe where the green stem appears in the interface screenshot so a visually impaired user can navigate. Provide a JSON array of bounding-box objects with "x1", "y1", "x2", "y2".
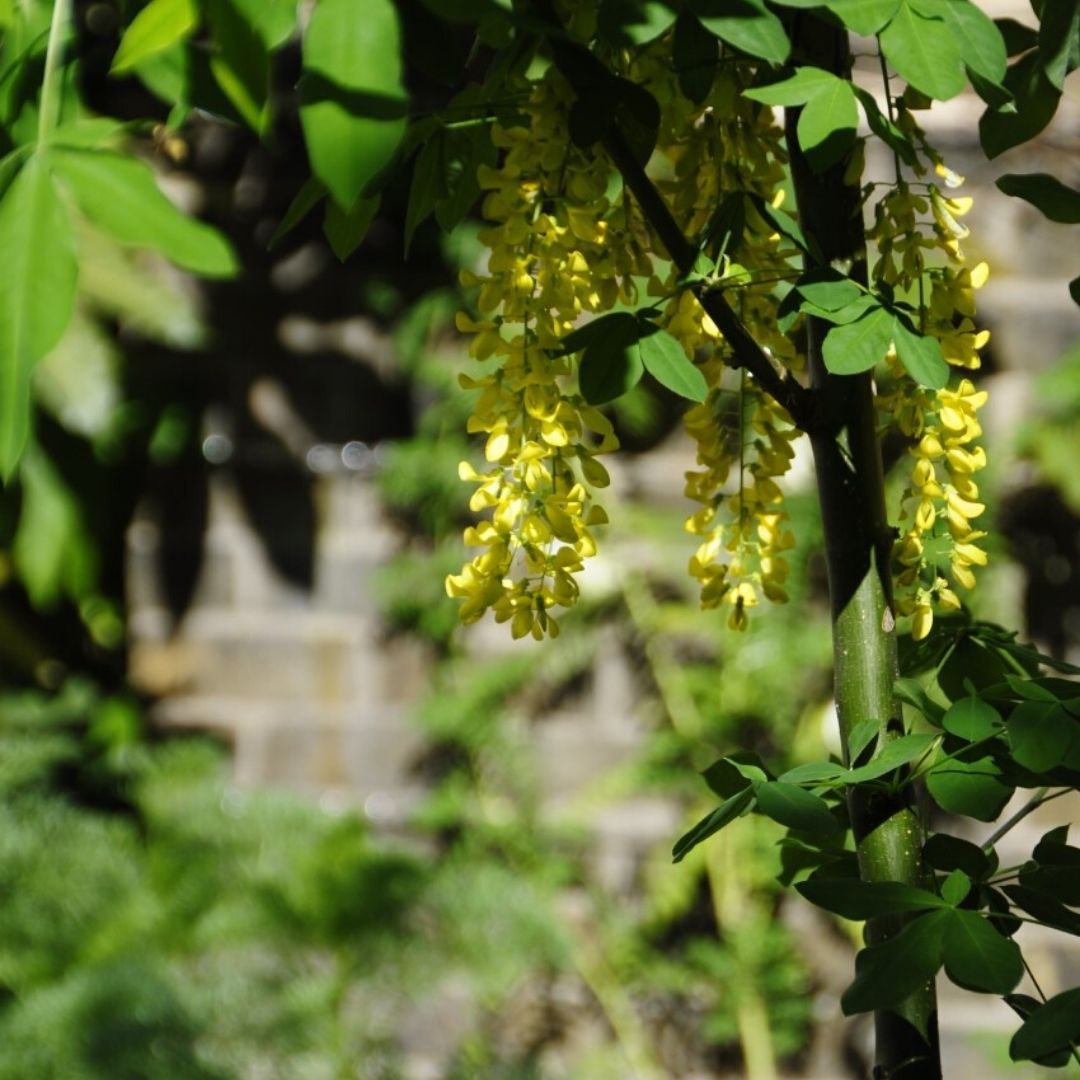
[
  {"x1": 37, "y1": 0, "x2": 72, "y2": 144},
  {"x1": 786, "y1": 13, "x2": 940, "y2": 1078},
  {"x1": 981, "y1": 786, "x2": 1061, "y2": 851}
]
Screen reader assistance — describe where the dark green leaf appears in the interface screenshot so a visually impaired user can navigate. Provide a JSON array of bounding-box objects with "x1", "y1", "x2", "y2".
[
  {"x1": 404, "y1": 136, "x2": 442, "y2": 256},
  {"x1": 672, "y1": 786, "x2": 755, "y2": 862},
  {"x1": 979, "y1": 51, "x2": 1061, "y2": 159},
  {"x1": 269, "y1": 175, "x2": 325, "y2": 248},
  {"x1": 892, "y1": 315, "x2": 948, "y2": 389},
  {"x1": 673, "y1": 10, "x2": 717, "y2": 103},
  {"x1": 841, "y1": 910, "x2": 949, "y2": 1014},
  {"x1": 639, "y1": 329, "x2": 708, "y2": 401},
  {"x1": 894, "y1": 677, "x2": 946, "y2": 724},
  {"x1": 578, "y1": 315, "x2": 649, "y2": 405},
  {"x1": 797, "y1": 877, "x2": 946, "y2": 919},
  {"x1": 996, "y1": 17, "x2": 1038, "y2": 56},
  {"x1": 1009, "y1": 987, "x2": 1080, "y2": 1062},
  {"x1": 0, "y1": 155, "x2": 77, "y2": 479},
  {"x1": 112, "y1": 0, "x2": 199, "y2": 75},
  {"x1": 1008, "y1": 700, "x2": 1079, "y2": 772},
  {"x1": 1004, "y1": 884, "x2": 1080, "y2": 936},
  {"x1": 926, "y1": 755, "x2": 1013, "y2": 821},
  {"x1": 1072, "y1": 275, "x2": 1080, "y2": 308},
  {"x1": 821, "y1": 305, "x2": 893, "y2": 375},
  {"x1": 942, "y1": 909, "x2": 1023, "y2": 993},
  {"x1": 51, "y1": 149, "x2": 237, "y2": 277},
  {"x1": 1037, "y1": 0, "x2": 1079, "y2": 90},
  {"x1": 797, "y1": 76, "x2": 858, "y2": 171},
  {"x1": 847, "y1": 718, "x2": 879, "y2": 764},
  {"x1": 748, "y1": 196, "x2": 812, "y2": 255},
  {"x1": 323, "y1": 194, "x2": 379, "y2": 261},
  {"x1": 434, "y1": 109, "x2": 494, "y2": 232},
  {"x1": 299, "y1": 0, "x2": 407, "y2": 210},
  {"x1": 842, "y1": 732, "x2": 937, "y2": 783},
  {"x1": 941, "y1": 696, "x2": 1003, "y2": 742},
  {"x1": 568, "y1": 92, "x2": 615, "y2": 149},
  {"x1": 995, "y1": 172, "x2": 1080, "y2": 224},
  {"x1": 942, "y1": 0, "x2": 1007, "y2": 86},
  {"x1": 559, "y1": 312, "x2": 638, "y2": 356},
  {"x1": 880, "y1": 0, "x2": 966, "y2": 101},
  {"x1": 1019, "y1": 864, "x2": 1080, "y2": 907},
  {"x1": 923, "y1": 833, "x2": 992, "y2": 881},
  {"x1": 703, "y1": 752, "x2": 771, "y2": 796},
  {"x1": 691, "y1": 0, "x2": 791, "y2": 64},
  {"x1": 755, "y1": 781, "x2": 838, "y2": 834}
]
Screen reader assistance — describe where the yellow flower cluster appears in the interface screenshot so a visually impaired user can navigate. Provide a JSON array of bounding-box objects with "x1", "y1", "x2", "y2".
[
  {"x1": 445, "y1": 71, "x2": 622, "y2": 640},
  {"x1": 872, "y1": 173, "x2": 992, "y2": 640}
]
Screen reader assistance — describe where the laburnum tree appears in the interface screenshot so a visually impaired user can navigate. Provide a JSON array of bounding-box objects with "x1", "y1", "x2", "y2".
[{"x1": 1, "y1": 0, "x2": 1079, "y2": 1075}]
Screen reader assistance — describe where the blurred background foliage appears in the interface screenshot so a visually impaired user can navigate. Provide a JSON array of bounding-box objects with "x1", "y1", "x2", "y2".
[{"x1": 0, "y1": 2, "x2": 1076, "y2": 1078}]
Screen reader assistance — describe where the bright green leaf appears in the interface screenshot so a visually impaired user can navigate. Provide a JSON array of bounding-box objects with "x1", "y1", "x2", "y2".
[
  {"x1": 111, "y1": 0, "x2": 199, "y2": 75},
  {"x1": 205, "y1": 0, "x2": 272, "y2": 133},
  {"x1": 299, "y1": 0, "x2": 407, "y2": 210},
  {"x1": 51, "y1": 148, "x2": 238, "y2": 277},
  {"x1": 744, "y1": 66, "x2": 836, "y2": 105},
  {"x1": 852, "y1": 85, "x2": 919, "y2": 165},
  {"x1": 0, "y1": 155, "x2": 78, "y2": 480},
  {"x1": 1008, "y1": 700, "x2": 1079, "y2": 773},
  {"x1": 795, "y1": 269, "x2": 863, "y2": 311},
  {"x1": 995, "y1": 172, "x2": 1080, "y2": 224},
  {"x1": 797, "y1": 77, "x2": 858, "y2": 170},
  {"x1": 942, "y1": 0, "x2": 1007, "y2": 86},
  {"x1": 639, "y1": 329, "x2": 708, "y2": 401},
  {"x1": 754, "y1": 780, "x2": 838, "y2": 833},
  {"x1": 842, "y1": 732, "x2": 937, "y2": 783},
  {"x1": 692, "y1": 0, "x2": 791, "y2": 64},
  {"x1": 823, "y1": 0, "x2": 900, "y2": 36},
  {"x1": 779, "y1": 761, "x2": 847, "y2": 784},
  {"x1": 847, "y1": 718, "x2": 880, "y2": 764},
  {"x1": 227, "y1": 0, "x2": 297, "y2": 49},
  {"x1": 892, "y1": 316, "x2": 948, "y2": 389},
  {"x1": 940, "y1": 868, "x2": 971, "y2": 906},
  {"x1": 821, "y1": 305, "x2": 893, "y2": 375},
  {"x1": 880, "y1": 0, "x2": 966, "y2": 101}
]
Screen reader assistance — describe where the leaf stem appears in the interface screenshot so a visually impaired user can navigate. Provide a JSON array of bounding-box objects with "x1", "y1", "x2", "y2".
[
  {"x1": 982, "y1": 787, "x2": 1068, "y2": 851},
  {"x1": 38, "y1": 0, "x2": 72, "y2": 145}
]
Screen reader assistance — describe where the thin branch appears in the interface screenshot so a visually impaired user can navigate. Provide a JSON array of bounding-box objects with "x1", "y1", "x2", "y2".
[{"x1": 981, "y1": 787, "x2": 1068, "y2": 852}]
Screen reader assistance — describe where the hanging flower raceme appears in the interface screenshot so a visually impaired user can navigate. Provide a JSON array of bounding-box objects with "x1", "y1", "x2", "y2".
[
  {"x1": 446, "y1": 71, "x2": 622, "y2": 640},
  {"x1": 871, "y1": 145, "x2": 992, "y2": 640}
]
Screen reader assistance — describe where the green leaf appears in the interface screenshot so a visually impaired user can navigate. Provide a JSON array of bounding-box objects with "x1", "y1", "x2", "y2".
[
  {"x1": 797, "y1": 76, "x2": 858, "y2": 171},
  {"x1": 269, "y1": 175, "x2": 325, "y2": 248},
  {"x1": 892, "y1": 315, "x2": 948, "y2": 389},
  {"x1": 939, "y1": 868, "x2": 971, "y2": 906},
  {"x1": 673, "y1": 10, "x2": 717, "y2": 104},
  {"x1": 1008, "y1": 700, "x2": 1079, "y2": 773},
  {"x1": 941, "y1": 0, "x2": 1007, "y2": 86},
  {"x1": 779, "y1": 761, "x2": 847, "y2": 784},
  {"x1": 996, "y1": 17, "x2": 1038, "y2": 57},
  {"x1": 1004, "y1": 884, "x2": 1080, "y2": 936},
  {"x1": 941, "y1": 696, "x2": 1003, "y2": 742},
  {"x1": 1037, "y1": 0, "x2": 1079, "y2": 90},
  {"x1": 794, "y1": 269, "x2": 863, "y2": 311},
  {"x1": 692, "y1": 0, "x2": 791, "y2": 64},
  {"x1": 598, "y1": 0, "x2": 677, "y2": 44},
  {"x1": 822, "y1": 0, "x2": 899, "y2": 36},
  {"x1": 754, "y1": 781, "x2": 838, "y2": 834},
  {"x1": 926, "y1": 755, "x2": 1013, "y2": 821},
  {"x1": 639, "y1": 329, "x2": 707, "y2": 401},
  {"x1": 226, "y1": 0, "x2": 297, "y2": 49},
  {"x1": 852, "y1": 86, "x2": 918, "y2": 166},
  {"x1": 111, "y1": 0, "x2": 199, "y2": 75},
  {"x1": 797, "y1": 877, "x2": 946, "y2": 918},
  {"x1": 924, "y1": 833, "x2": 992, "y2": 881},
  {"x1": 672, "y1": 786, "x2": 755, "y2": 862},
  {"x1": 1010, "y1": 987, "x2": 1080, "y2": 1063},
  {"x1": 821, "y1": 305, "x2": 893, "y2": 375},
  {"x1": 979, "y1": 51, "x2": 1061, "y2": 159},
  {"x1": 51, "y1": 149, "x2": 237, "y2": 277},
  {"x1": 205, "y1": 0, "x2": 272, "y2": 133},
  {"x1": 894, "y1": 676, "x2": 945, "y2": 724},
  {"x1": 744, "y1": 65, "x2": 836, "y2": 105},
  {"x1": 702, "y1": 752, "x2": 771, "y2": 796},
  {"x1": 847, "y1": 718, "x2": 880, "y2": 764},
  {"x1": 995, "y1": 173, "x2": 1080, "y2": 224},
  {"x1": 578, "y1": 314, "x2": 648, "y2": 405},
  {"x1": 0, "y1": 155, "x2": 78, "y2": 480},
  {"x1": 880, "y1": 0, "x2": 965, "y2": 101},
  {"x1": 323, "y1": 194, "x2": 379, "y2": 261},
  {"x1": 404, "y1": 136, "x2": 442, "y2": 256},
  {"x1": 299, "y1": 0, "x2": 407, "y2": 210},
  {"x1": 942, "y1": 909, "x2": 1023, "y2": 993},
  {"x1": 434, "y1": 97, "x2": 494, "y2": 232},
  {"x1": 842, "y1": 732, "x2": 937, "y2": 783},
  {"x1": 841, "y1": 910, "x2": 949, "y2": 1014}
]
